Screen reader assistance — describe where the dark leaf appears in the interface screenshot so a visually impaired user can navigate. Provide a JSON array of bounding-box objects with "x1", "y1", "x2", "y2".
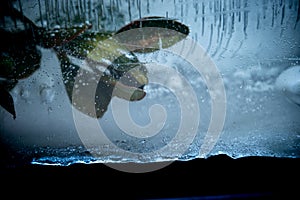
[
  {"x1": 37, "y1": 23, "x2": 92, "y2": 48},
  {"x1": 116, "y1": 16, "x2": 189, "y2": 35},
  {"x1": 56, "y1": 50, "x2": 113, "y2": 119},
  {"x1": 56, "y1": 31, "x2": 113, "y2": 59},
  {"x1": 115, "y1": 16, "x2": 190, "y2": 53},
  {"x1": 0, "y1": 29, "x2": 42, "y2": 80},
  {"x1": 56, "y1": 46, "x2": 147, "y2": 119},
  {"x1": 0, "y1": 85, "x2": 16, "y2": 119}
]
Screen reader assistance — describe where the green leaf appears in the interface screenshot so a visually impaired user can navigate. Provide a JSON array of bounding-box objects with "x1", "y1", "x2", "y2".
[
  {"x1": 37, "y1": 23, "x2": 93, "y2": 48},
  {"x1": 116, "y1": 16, "x2": 189, "y2": 35},
  {"x1": 57, "y1": 31, "x2": 112, "y2": 59},
  {"x1": 115, "y1": 16, "x2": 190, "y2": 53}
]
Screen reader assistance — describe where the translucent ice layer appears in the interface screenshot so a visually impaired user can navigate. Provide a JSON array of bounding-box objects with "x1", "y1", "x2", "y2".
[{"x1": 0, "y1": 0, "x2": 299, "y2": 167}]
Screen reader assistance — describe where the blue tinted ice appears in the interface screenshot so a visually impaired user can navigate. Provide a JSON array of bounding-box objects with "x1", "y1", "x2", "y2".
[{"x1": 0, "y1": 0, "x2": 299, "y2": 167}]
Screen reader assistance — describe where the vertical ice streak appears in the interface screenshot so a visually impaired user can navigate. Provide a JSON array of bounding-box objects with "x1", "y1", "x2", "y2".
[
  {"x1": 232, "y1": 0, "x2": 235, "y2": 15},
  {"x1": 231, "y1": 1, "x2": 235, "y2": 32},
  {"x1": 49, "y1": 0, "x2": 53, "y2": 23},
  {"x1": 70, "y1": 0, "x2": 77, "y2": 21},
  {"x1": 237, "y1": 0, "x2": 241, "y2": 22},
  {"x1": 263, "y1": 0, "x2": 267, "y2": 19},
  {"x1": 231, "y1": 0, "x2": 235, "y2": 32},
  {"x1": 271, "y1": 1, "x2": 275, "y2": 27},
  {"x1": 209, "y1": 1, "x2": 213, "y2": 14},
  {"x1": 194, "y1": 1, "x2": 198, "y2": 22},
  {"x1": 243, "y1": 0, "x2": 248, "y2": 37},
  {"x1": 78, "y1": 0, "x2": 83, "y2": 16},
  {"x1": 219, "y1": 1, "x2": 234, "y2": 59},
  {"x1": 45, "y1": 0, "x2": 50, "y2": 29},
  {"x1": 68, "y1": 0, "x2": 72, "y2": 19},
  {"x1": 101, "y1": 0, "x2": 106, "y2": 29},
  {"x1": 288, "y1": 0, "x2": 293, "y2": 9},
  {"x1": 128, "y1": 0, "x2": 132, "y2": 22},
  {"x1": 181, "y1": 3, "x2": 184, "y2": 22},
  {"x1": 214, "y1": 0, "x2": 217, "y2": 26},
  {"x1": 88, "y1": 0, "x2": 92, "y2": 23},
  {"x1": 118, "y1": 0, "x2": 123, "y2": 8},
  {"x1": 61, "y1": 1, "x2": 65, "y2": 20},
  {"x1": 214, "y1": 2, "x2": 222, "y2": 43},
  {"x1": 83, "y1": 0, "x2": 87, "y2": 22},
  {"x1": 72, "y1": 0, "x2": 76, "y2": 14},
  {"x1": 83, "y1": 0, "x2": 87, "y2": 14},
  {"x1": 222, "y1": 0, "x2": 227, "y2": 33},
  {"x1": 185, "y1": 0, "x2": 189, "y2": 22},
  {"x1": 100, "y1": 0, "x2": 105, "y2": 18},
  {"x1": 55, "y1": 0, "x2": 59, "y2": 25},
  {"x1": 174, "y1": 0, "x2": 177, "y2": 17},
  {"x1": 256, "y1": 12, "x2": 260, "y2": 30},
  {"x1": 62, "y1": 0, "x2": 66, "y2": 14},
  {"x1": 212, "y1": 32, "x2": 223, "y2": 57},
  {"x1": 38, "y1": 0, "x2": 44, "y2": 27},
  {"x1": 295, "y1": 0, "x2": 300, "y2": 29},
  {"x1": 137, "y1": 0, "x2": 142, "y2": 19},
  {"x1": 94, "y1": 3, "x2": 99, "y2": 31},
  {"x1": 194, "y1": 31, "x2": 198, "y2": 44},
  {"x1": 202, "y1": 2, "x2": 205, "y2": 36},
  {"x1": 17, "y1": 0, "x2": 26, "y2": 29},
  {"x1": 217, "y1": 0, "x2": 222, "y2": 43},
  {"x1": 110, "y1": 0, "x2": 114, "y2": 26},
  {"x1": 116, "y1": 0, "x2": 120, "y2": 11},
  {"x1": 279, "y1": 0, "x2": 285, "y2": 37},
  {"x1": 274, "y1": 0, "x2": 278, "y2": 18},
  {"x1": 206, "y1": 23, "x2": 213, "y2": 54},
  {"x1": 281, "y1": 3, "x2": 285, "y2": 25},
  {"x1": 66, "y1": 0, "x2": 70, "y2": 27},
  {"x1": 146, "y1": 0, "x2": 150, "y2": 14}
]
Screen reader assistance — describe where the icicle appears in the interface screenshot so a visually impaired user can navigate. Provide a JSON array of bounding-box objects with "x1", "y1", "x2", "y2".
[
  {"x1": 55, "y1": 0, "x2": 59, "y2": 25},
  {"x1": 202, "y1": 2, "x2": 205, "y2": 36},
  {"x1": 206, "y1": 23, "x2": 213, "y2": 54},
  {"x1": 295, "y1": 0, "x2": 300, "y2": 29},
  {"x1": 128, "y1": 0, "x2": 132, "y2": 22},
  {"x1": 256, "y1": 12, "x2": 260, "y2": 30},
  {"x1": 147, "y1": 0, "x2": 150, "y2": 14},
  {"x1": 38, "y1": 0, "x2": 44, "y2": 27},
  {"x1": 271, "y1": 1, "x2": 275, "y2": 27},
  {"x1": 45, "y1": 0, "x2": 50, "y2": 29},
  {"x1": 281, "y1": 3, "x2": 285, "y2": 25},
  {"x1": 137, "y1": 0, "x2": 142, "y2": 19},
  {"x1": 243, "y1": 0, "x2": 248, "y2": 37}
]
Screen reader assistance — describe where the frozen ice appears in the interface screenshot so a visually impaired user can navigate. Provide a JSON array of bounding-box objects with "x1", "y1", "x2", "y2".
[
  {"x1": 276, "y1": 65, "x2": 300, "y2": 106},
  {"x1": 40, "y1": 84, "x2": 55, "y2": 104},
  {"x1": 1, "y1": 0, "x2": 300, "y2": 166}
]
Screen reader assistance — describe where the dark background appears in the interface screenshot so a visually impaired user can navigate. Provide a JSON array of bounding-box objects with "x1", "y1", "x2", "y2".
[{"x1": 1, "y1": 142, "x2": 299, "y2": 200}]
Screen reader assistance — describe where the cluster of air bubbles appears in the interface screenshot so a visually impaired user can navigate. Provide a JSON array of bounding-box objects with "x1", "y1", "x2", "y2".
[{"x1": 40, "y1": 84, "x2": 55, "y2": 104}]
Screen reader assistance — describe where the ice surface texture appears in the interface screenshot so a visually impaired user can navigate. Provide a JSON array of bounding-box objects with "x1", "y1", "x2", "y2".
[{"x1": 0, "y1": 0, "x2": 299, "y2": 167}]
